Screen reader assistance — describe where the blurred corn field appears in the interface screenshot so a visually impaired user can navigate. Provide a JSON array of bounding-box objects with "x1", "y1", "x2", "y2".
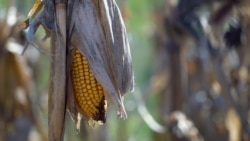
[{"x1": 0, "y1": 0, "x2": 250, "y2": 141}]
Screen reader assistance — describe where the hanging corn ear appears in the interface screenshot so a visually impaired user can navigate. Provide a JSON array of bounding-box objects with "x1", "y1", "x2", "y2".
[
  {"x1": 23, "y1": 0, "x2": 134, "y2": 138},
  {"x1": 67, "y1": 0, "x2": 134, "y2": 126}
]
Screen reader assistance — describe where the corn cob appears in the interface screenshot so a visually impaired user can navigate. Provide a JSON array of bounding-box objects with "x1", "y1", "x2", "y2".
[{"x1": 71, "y1": 49, "x2": 107, "y2": 123}]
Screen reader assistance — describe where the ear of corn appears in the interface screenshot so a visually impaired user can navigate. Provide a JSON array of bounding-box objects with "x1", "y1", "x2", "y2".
[
  {"x1": 68, "y1": 0, "x2": 134, "y2": 120},
  {"x1": 71, "y1": 49, "x2": 107, "y2": 123}
]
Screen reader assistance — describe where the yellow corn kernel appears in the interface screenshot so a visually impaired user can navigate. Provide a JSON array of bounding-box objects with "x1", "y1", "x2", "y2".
[{"x1": 71, "y1": 49, "x2": 107, "y2": 122}]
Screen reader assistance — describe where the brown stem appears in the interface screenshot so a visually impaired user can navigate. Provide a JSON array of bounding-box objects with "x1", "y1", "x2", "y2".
[{"x1": 48, "y1": 1, "x2": 67, "y2": 141}]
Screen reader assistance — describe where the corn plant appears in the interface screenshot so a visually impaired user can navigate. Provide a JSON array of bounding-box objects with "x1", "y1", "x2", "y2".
[{"x1": 22, "y1": 0, "x2": 134, "y2": 140}]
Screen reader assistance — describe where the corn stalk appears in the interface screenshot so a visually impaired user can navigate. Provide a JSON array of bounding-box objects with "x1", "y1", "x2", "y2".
[{"x1": 48, "y1": 0, "x2": 67, "y2": 141}]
